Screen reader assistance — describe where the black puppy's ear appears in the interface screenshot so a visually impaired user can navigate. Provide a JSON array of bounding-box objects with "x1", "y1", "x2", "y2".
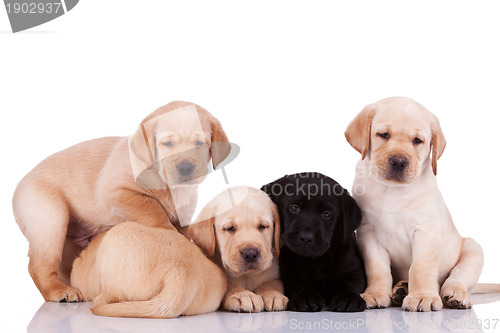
[
  {"x1": 260, "y1": 176, "x2": 287, "y2": 204},
  {"x1": 336, "y1": 192, "x2": 362, "y2": 242}
]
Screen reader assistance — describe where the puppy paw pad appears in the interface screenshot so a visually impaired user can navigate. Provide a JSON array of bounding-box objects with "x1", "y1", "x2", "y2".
[
  {"x1": 391, "y1": 280, "x2": 409, "y2": 306},
  {"x1": 441, "y1": 287, "x2": 471, "y2": 309}
]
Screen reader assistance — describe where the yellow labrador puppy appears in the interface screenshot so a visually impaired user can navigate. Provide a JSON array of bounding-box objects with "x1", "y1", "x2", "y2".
[
  {"x1": 345, "y1": 96, "x2": 498, "y2": 312},
  {"x1": 189, "y1": 186, "x2": 288, "y2": 313},
  {"x1": 12, "y1": 101, "x2": 230, "y2": 302},
  {"x1": 70, "y1": 222, "x2": 227, "y2": 318}
]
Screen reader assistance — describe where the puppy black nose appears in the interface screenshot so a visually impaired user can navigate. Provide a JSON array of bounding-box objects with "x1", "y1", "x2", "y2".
[
  {"x1": 389, "y1": 155, "x2": 408, "y2": 172},
  {"x1": 298, "y1": 232, "x2": 314, "y2": 245},
  {"x1": 176, "y1": 161, "x2": 194, "y2": 176},
  {"x1": 240, "y1": 247, "x2": 260, "y2": 263}
]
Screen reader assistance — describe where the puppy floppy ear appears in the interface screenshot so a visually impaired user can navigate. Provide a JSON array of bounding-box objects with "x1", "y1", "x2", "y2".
[
  {"x1": 189, "y1": 201, "x2": 217, "y2": 258},
  {"x1": 128, "y1": 119, "x2": 165, "y2": 189},
  {"x1": 345, "y1": 103, "x2": 378, "y2": 160},
  {"x1": 270, "y1": 203, "x2": 281, "y2": 257},
  {"x1": 335, "y1": 191, "x2": 362, "y2": 242},
  {"x1": 430, "y1": 115, "x2": 446, "y2": 176},
  {"x1": 209, "y1": 116, "x2": 231, "y2": 170}
]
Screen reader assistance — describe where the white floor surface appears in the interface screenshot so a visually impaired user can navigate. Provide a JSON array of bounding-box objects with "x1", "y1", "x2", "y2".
[{"x1": 5, "y1": 294, "x2": 499, "y2": 333}]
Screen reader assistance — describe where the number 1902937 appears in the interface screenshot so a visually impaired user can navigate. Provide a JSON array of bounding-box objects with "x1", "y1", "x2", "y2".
[{"x1": 5, "y1": 2, "x2": 63, "y2": 14}]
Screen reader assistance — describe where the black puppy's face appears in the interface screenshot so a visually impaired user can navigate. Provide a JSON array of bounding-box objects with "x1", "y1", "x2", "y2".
[
  {"x1": 281, "y1": 196, "x2": 337, "y2": 257},
  {"x1": 262, "y1": 173, "x2": 360, "y2": 258}
]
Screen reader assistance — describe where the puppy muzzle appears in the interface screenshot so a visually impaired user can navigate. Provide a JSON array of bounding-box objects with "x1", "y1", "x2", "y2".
[
  {"x1": 285, "y1": 232, "x2": 330, "y2": 258},
  {"x1": 176, "y1": 160, "x2": 195, "y2": 177},
  {"x1": 240, "y1": 247, "x2": 261, "y2": 264},
  {"x1": 383, "y1": 155, "x2": 410, "y2": 183}
]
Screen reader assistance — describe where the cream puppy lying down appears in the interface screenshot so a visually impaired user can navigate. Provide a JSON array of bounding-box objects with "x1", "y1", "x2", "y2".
[
  {"x1": 189, "y1": 186, "x2": 288, "y2": 313},
  {"x1": 71, "y1": 222, "x2": 227, "y2": 318},
  {"x1": 345, "y1": 96, "x2": 500, "y2": 312}
]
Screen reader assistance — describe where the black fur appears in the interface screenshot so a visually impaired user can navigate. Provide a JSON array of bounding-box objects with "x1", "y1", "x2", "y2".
[{"x1": 261, "y1": 172, "x2": 367, "y2": 312}]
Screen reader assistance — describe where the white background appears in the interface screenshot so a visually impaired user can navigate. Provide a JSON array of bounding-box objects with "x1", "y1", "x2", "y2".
[{"x1": 1, "y1": 1, "x2": 499, "y2": 331}]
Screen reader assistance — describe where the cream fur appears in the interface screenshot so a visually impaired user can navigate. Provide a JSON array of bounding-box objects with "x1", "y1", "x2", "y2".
[
  {"x1": 189, "y1": 186, "x2": 288, "y2": 313},
  {"x1": 70, "y1": 222, "x2": 227, "y2": 318},
  {"x1": 12, "y1": 101, "x2": 230, "y2": 302},
  {"x1": 346, "y1": 96, "x2": 487, "y2": 311}
]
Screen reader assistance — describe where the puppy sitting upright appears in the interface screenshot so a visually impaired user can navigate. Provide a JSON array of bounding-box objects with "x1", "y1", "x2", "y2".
[
  {"x1": 345, "y1": 96, "x2": 491, "y2": 311},
  {"x1": 189, "y1": 186, "x2": 288, "y2": 313},
  {"x1": 261, "y1": 173, "x2": 367, "y2": 312}
]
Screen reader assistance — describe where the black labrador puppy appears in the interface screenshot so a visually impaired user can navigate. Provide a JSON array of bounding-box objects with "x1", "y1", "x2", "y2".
[{"x1": 261, "y1": 172, "x2": 366, "y2": 312}]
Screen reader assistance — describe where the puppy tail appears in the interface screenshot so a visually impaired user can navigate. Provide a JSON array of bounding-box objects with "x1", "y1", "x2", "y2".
[
  {"x1": 91, "y1": 287, "x2": 191, "y2": 319},
  {"x1": 91, "y1": 273, "x2": 197, "y2": 319},
  {"x1": 471, "y1": 283, "x2": 500, "y2": 294}
]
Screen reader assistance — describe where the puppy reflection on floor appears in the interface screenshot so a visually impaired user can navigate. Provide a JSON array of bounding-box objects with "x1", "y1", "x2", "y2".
[
  {"x1": 27, "y1": 302, "x2": 292, "y2": 333},
  {"x1": 189, "y1": 186, "x2": 288, "y2": 313},
  {"x1": 261, "y1": 173, "x2": 367, "y2": 312}
]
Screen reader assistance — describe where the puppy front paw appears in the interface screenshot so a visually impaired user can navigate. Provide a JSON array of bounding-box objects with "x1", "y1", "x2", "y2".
[
  {"x1": 287, "y1": 292, "x2": 326, "y2": 312},
  {"x1": 441, "y1": 282, "x2": 471, "y2": 309},
  {"x1": 223, "y1": 290, "x2": 264, "y2": 313},
  {"x1": 259, "y1": 291, "x2": 288, "y2": 311},
  {"x1": 329, "y1": 293, "x2": 366, "y2": 312},
  {"x1": 402, "y1": 292, "x2": 443, "y2": 312},
  {"x1": 361, "y1": 289, "x2": 391, "y2": 309},
  {"x1": 46, "y1": 285, "x2": 84, "y2": 303}
]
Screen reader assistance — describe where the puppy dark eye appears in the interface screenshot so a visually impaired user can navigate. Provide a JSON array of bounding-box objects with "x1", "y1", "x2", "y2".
[
  {"x1": 224, "y1": 226, "x2": 236, "y2": 232},
  {"x1": 289, "y1": 205, "x2": 301, "y2": 214},
  {"x1": 195, "y1": 140, "x2": 205, "y2": 146},
  {"x1": 321, "y1": 211, "x2": 332, "y2": 219},
  {"x1": 163, "y1": 141, "x2": 174, "y2": 147},
  {"x1": 413, "y1": 138, "x2": 423, "y2": 144},
  {"x1": 377, "y1": 132, "x2": 390, "y2": 139},
  {"x1": 258, "y1": 224, "x2": 268, "y2": 230}
]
